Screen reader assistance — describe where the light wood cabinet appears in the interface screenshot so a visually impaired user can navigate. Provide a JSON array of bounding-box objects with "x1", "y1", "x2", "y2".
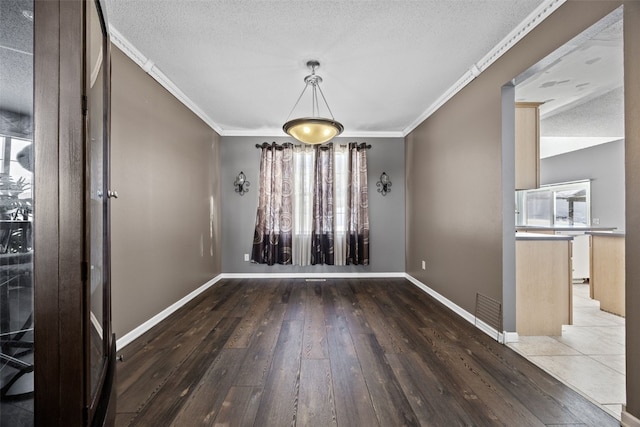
[
  {"x1": 516, "y1": 236, "x2": 573, "y2": 336},
  {"x1": 589, "y1": 233, "x2": 625, "y2": 317},
  {"x1": 515, "y1": 102, "x2": 542, "y2": 190}
]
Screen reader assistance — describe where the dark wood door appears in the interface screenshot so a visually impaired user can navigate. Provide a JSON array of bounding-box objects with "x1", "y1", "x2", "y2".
[{"x1": 32, "y1": 0, "x2": 115, "y2": 425}]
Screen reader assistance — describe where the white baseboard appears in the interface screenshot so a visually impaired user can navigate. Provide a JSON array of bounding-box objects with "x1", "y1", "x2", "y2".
[
  {"x1": 503, "y1": 331, "x2": 519, "y2": 344},
  {"x1": 623, "y1": 407, "x2": 640, "y2": 427},
  {"x1": 115, "y1": 272, "x2": 505, "y2": 351},
  {"x1": 115, "y1": 272, "x2": 402, "y2": 350},
  {"x1": 90, "y1": 310, "x2": 104, "y2": 340},
  {"x1": 116, "y1": 274, "x2": 224, "y2": 351},
  {"x1": 405, "y1": 274, "x2": 507, "y2": 343},
  {"x1": 220, "y1": 272, "x2": 406, "y2": 279}
]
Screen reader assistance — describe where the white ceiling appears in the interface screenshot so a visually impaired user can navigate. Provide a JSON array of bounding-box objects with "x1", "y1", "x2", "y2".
[
  {"x1": 103, "y1": 0, "x2": 561, "y2": 137},
  {"x1": 0, "y1": 0, "x2": 625, "y2": 152}
]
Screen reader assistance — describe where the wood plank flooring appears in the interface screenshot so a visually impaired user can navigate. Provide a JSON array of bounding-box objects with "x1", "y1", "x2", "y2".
[{"x1": 115, "y1": 278, "x2": 617, "y2": 426}]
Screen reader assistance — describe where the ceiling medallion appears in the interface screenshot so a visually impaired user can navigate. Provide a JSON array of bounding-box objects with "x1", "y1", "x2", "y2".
[{"x1": 283, "y1": 60, "x2": 344, "y2": 145}]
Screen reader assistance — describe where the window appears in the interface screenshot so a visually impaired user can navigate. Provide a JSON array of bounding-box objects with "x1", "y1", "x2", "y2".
[
  {"x1": 516, "y1": 180, "x2": 591, "y2": 227},
  {"x1": 0, "y1": 136, "x2": 33, "y2": 221},
  {"x1": 252, "y1": 142, "x2": 369, "y2": 266}
]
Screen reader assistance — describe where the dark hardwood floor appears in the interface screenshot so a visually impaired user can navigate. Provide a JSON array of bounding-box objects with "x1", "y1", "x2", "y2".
[{"x1": 115, "y1": 278, "x2": 617, "y2": 426}]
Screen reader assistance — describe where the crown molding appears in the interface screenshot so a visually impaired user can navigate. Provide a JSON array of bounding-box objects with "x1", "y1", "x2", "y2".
[
  {"x1": 107, "y1": 31, "x2": 404, "y2": 140},
  {"x1": 110, "y1": 0, "x2": 565, "y2": 140},
  {"x1": 222, "y1": 129, "x2": 405, "y2": 139},
  {"x1": 109, "y1": 25, "x2": 224, "y2": 136},
  {"x1": 403, "y1": 0, "x2": 566, "y2": 136},
  {"x1": 340, "y1": 130, "x2": 405, "y2": 139}
]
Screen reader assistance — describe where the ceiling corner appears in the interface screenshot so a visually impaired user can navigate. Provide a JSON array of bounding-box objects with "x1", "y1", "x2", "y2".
[
  {"x1": 109, "y1": 24, "x2": 224, "y2": 136},
  {"x1": 403, "y1": 0, "x2": 567, "y2": 136}
]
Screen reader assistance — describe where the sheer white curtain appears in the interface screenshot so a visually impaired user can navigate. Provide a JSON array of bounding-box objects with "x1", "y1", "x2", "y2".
[
  {"x1": 292, "y1": 145, "x2": 315, "y2": 265},
  {"x1": 267, "y1": 143, "x2": 366, "y2": 265},
  {"x1": 333, "y1": 145, "x2": 348, "y2": 265}
]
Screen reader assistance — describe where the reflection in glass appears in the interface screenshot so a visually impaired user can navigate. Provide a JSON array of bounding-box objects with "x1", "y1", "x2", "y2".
[
  {"x1": 555, "y1": 188, "x2": 588, "y2": 226},
  {"x1": 0, "y1": 0, "x2": 34, "y2": 422},
  {"x1": 87, "y1": 0, "x2": 106, "y2": 400},
  {"x1": 525, "y1": 190, "x2": 552, "y2": 226}
]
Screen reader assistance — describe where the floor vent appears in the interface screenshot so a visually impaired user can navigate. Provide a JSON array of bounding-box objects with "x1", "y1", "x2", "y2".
[
  {"x1": 475, "y1": 293, "x2": 502, "y2": 341},
  {"x1": 305, "y1": 278, "x2": 327, "y2": 282}
]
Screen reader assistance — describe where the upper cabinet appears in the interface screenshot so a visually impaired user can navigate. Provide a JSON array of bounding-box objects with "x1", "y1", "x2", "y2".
[{"x1": 515, "y1": 102, "x2": 542, "y2": 190}]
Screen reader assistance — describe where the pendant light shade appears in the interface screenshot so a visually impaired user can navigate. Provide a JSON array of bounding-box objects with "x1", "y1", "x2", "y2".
[
  {"x1": 283, "y1": 117, "x2": 344, "y2": 145},
  {"x1": 283, "y1": 60, "x2": 344, "y2": 144}
]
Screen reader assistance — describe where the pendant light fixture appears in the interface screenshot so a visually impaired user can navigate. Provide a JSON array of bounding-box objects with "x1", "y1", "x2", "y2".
[{"x1": 283, "y1": 60, "x2": 344, "y2": 144}]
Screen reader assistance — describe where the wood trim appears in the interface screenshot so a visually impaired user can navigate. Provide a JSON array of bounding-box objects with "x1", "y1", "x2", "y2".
[
  {"x1": 514, "y1": 102, "x2": 544, "y2": 108},
  {"x1": 34, "y1": 0, "x2": 62, "y2": 424},
  {"x1": 58, "y1": 0, "x2": 86, "y2": 424},
  {"x1": 86, "y1": 1, "x2": 115, "y2": 421},
  {"x1": 34, "y1": 2, "x2": 114, "y2": 423},
  {"x1": 623, "y1": 407, "x2": 640, "y2": 427},
  {"x1": 102, "y1": 0, "x2": 114, "y2": 361},
  {"x1": 34, "y1": 2, "x2": 90, "y2": 420},
  {"x1": 514, "y1": 102, "x2": 542, "y2": 190}
]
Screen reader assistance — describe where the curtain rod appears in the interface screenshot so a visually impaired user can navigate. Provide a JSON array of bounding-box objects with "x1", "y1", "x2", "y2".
[{"x1": 255, "y1": 143, "x2": 372, "y2": 149}]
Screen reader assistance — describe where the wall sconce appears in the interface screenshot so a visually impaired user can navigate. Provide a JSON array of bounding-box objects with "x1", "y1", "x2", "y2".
[
  {"x1": 234, "y1": 171, "x2": 250, "y2": 196},
  {"x1": 377, "y1": 172, "x2": 391, "y2": 196}
]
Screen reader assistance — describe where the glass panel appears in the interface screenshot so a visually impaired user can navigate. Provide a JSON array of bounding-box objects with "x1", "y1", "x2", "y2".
[
  {"x1": 525, "y1": 190, "x2": 552, "y2": 226},
  {"x1": 0, "y1": 0, "x2": 34, "y2": 423},
  {"x1": 555, "y1": 188, "x2": 588, "y2": 226},
  {"x1": 517, "y1": 181, "x2": 591, "y2": 227},
  {"x1": 87, "y1": 0, "x2": 106, "y2": 401}
]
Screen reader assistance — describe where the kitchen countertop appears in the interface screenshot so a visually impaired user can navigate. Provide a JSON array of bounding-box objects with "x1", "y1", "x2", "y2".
[
  {"x1": 516, "y1": 226, "x2": 617, "y2": 232},
  {"x1": 586, "y1": 231, "x2": 626, "y2": 237},
  {"x1": 516, "y1": 232, "x2": 574, "y2": 241}
]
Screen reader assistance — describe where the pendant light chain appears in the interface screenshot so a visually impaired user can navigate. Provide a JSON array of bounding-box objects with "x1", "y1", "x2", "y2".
[
  {"x1": 311, "y1": 80, "x2": 318, "y2": 118},
  {"x1": 285, "y1": 81, "x2": 311, "y2": 123},
  {"x1": 316, "y1": 83, "x2": 336, "y2": 121},
  {"x1": 282, "y1": 60, "x2": 344, "y2": 144}
]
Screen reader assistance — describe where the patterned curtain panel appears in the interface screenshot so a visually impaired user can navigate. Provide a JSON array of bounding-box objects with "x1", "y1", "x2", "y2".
[
  {"x1": 311, "y1": 144, "x2": 335, "y2": 265},
  {"x1": 251, "y1": 142, "x2": 294, "y2": 265},
  {"x1": 346, "y1": 143, "x2": 370, "y2": 265}
]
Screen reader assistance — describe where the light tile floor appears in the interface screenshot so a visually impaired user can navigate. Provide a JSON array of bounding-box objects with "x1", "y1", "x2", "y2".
[{"x1": 508, "y1": 283, "x2": 626, "y2": 420}]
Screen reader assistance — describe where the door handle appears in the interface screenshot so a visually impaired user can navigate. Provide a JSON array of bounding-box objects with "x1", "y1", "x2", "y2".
[{"x1": 107, "y1": 190, "x2": 119, "y2": 199}]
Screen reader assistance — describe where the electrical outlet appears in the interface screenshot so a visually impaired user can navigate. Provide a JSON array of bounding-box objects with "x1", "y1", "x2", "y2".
[
  {"x1": 244, "y1": 253, "x2": 250, "y2": 262},
  {"x1": 592, "y1": 218, "x2": 600, "y2": 225},
  {"x1": 421, "y1": 260, "x2": 426, "y2": 270}
]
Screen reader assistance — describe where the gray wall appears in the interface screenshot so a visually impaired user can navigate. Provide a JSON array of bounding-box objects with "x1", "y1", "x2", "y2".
[
  {"x1": 541, "y1": 139, "x2": 625, "y2": 231},
  {"x1": 221, "y1": 136, "x2": 405, "y2": 273},
  {"x1": 405, "y1": 1, "x2": 640, "y2": 420},
  {"x1": 405, "y1": 1, "x2": 625, "y2": 326},
  {"x1": 502, "y1": 84, "x2": 517, "y2": 333},
  {"x1": 111, "y1": 46, "x2": 222, "y2": 339}
]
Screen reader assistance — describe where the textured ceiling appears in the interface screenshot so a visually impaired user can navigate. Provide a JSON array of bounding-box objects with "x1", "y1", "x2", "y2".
[
  {"x1": 104, "y1": 0, "x2": 549, "y2": 137},
  {"x1": 1, "y1": 0, "x2": 623, "y2": 149},
  {"x1": 0, "y1": 0, "x2": 34, "y2": 116},
  {"x1": 516, "y1": 8, "x2": 623, "y2": 158}
]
